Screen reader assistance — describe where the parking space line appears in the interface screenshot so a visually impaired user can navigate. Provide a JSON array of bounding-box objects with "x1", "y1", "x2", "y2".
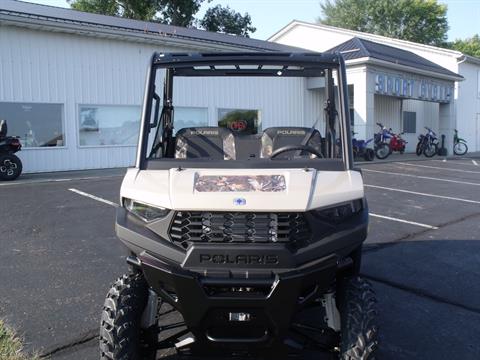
[
  {"x1": 0, "y1": 175, "x2": 123, "y2": 187},
  {"x1": 473, "y1": 160, "x2": 479, "y2": 166},
  {"x1": 68, "y1": 188, "x2": 118, "y2": 207},
  {"x1": 397, "y1": 162, "x2": 480, "y2": 174},
  {"x1": 369, "y1": 213, "x2": 438, "y2": 229},
  {"x1": 363, "y1": 168, "x2": 480, "y2": 186},
  {"x1": 431, "y1": 159, "x2": 478, "y2": 167},
  {"x1": 365, "y1": 184, "x2": 480, "y2": 205}
]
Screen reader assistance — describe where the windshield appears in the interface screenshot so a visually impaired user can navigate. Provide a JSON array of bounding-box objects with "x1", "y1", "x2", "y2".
[{"x1": 138, "y1": 53, "x2": 352, "y2": 170}]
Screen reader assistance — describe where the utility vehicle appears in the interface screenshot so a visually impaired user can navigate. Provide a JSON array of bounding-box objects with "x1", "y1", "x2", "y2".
[
  {"x1": 0, "y1": 119, "x2": 22, "y2": 181},
  {"x1": 100, "y1": 52, "x2": 377, "y2": 360}
]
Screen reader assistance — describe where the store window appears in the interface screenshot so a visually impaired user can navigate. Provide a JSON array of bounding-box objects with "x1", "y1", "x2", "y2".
[
  {"x1": 218, "y1": 108, "x2": 261, "y2": 135},
  {"x1": 79, "y1": 105, "x2": 140, "y2": 146},
  {"x1": 174, "y1": 107, "x2": 208, "y2": 133},
  {"x1": 403, "y1": 111, "x2": 416, "y2": 133},
  {"x1": 0, "y1": 102, "x2": 64, "y2": 147}
]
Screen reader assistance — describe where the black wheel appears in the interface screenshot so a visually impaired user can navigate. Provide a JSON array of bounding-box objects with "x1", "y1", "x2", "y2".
[
  {"x1": 0, "y1": 154, "x2": 22, "y2": 181},
  {"x1": 375, "y1": 143, "x2": 390, "y2": 159},
  {"x1": 363, "y1": 149, "x2": 375, "y2": 162},
  {"x1": 453, "y1": 142, "x2": 468, "y2": 156},
  {"x1": 415, "y1": 142, "x2": 423, "y2": 156},
  {"x1": 338, "y1": 277, "x2": 378, "y2": 360},
  {"x1": 423, "y1": 143, "x2": 438, "y2": 157},
  {"x1": 100, "y1": 273, "x2": 157, "y2": 360}
]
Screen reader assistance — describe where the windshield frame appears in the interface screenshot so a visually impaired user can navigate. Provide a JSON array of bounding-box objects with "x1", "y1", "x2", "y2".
[{"x1": 136, "y1": 52, "x2": 353, "y2": 171}]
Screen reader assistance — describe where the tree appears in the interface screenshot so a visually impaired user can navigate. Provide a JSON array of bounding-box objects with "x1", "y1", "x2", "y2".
[
  {"x1": 68, "y1": 0, "x2": 256, "y2": 37},
  {"x1": 318, "y1": 0, "x2": 449, "y2": 46},
  {"x1": 68, "y1": 0, "x2": 159, "y2": 21},
  {"x1": 158, "y1": 0, "x2": 204, "y2": 27},
  {"x1": 200, "y1": 5, "x2": 256, "y2": 37},
  {"x1": 449, "y1": 35, "x2": 480, "y2": 58}
]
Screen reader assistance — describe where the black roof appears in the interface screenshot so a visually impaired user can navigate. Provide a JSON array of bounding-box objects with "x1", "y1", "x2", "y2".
[
  {"x1": 327, "y1": 37, "x2": 462, "y2": 79},
  {"x1": 0, "y1": 0, "x2": 302, "y2": 52},
  {"x1": 153, "y1": 52, "x2": 340, "y2": 77}
]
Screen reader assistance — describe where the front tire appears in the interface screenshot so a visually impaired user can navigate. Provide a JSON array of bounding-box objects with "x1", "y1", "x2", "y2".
[
  {"x1": 375, "y1": 143, "x2": 390, "y2": 159},
  {"x1": 0, "y1": 154, "x2": 22, "y2": 181},
  {"x1": 423, "y1": 143, "x2": 438, "y2": 157},
  {"x1": 338, "y1": 277, "x2": 378, "y2": 360},
  {"x1": 453, "y1": 142, "x2": 468, "y2": 156},
  {"x1": 100, "y1": 273, "x2": 157, "y2": 360}
]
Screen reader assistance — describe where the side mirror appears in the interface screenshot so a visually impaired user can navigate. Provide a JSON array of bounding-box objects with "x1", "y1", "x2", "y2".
[{"x1": 150, "y1": 93, "x2": 160, "y2": 130}]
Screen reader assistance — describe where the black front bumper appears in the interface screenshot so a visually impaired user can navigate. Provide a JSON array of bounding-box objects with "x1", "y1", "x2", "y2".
[
  {"x1": 140, "y1": 250, "x2": 338, "y2": 356},
  {"x1": 115, "y1": 206, "x2": 368, "y2": 355}
]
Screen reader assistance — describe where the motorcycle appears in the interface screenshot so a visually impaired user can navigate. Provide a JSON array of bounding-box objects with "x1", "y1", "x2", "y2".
[
  {"x1": 416, "y1": 127, "x2": 438, "y2": 157},
  {"x1": 453, "y1": 129, "x2": 468, "y2": 156},
  {"x1": 0, "y1": 120, "x2": 23, "y2": 181},
  {"x1": 374, "y1": 123, "x2": 392, "y2": 159},
  {"x1": 388, "y1": 128, "x2": 407, "y2": 154},
  {"x1": 352, "y1": 131, "x2": 375, "y2": 161}
]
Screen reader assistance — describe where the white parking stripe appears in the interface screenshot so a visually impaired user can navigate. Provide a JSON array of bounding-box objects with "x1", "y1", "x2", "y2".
[
  {"x1": 369, "y1": 213, "x2": 438, "y2": 229},
  {"x1": 0, "y1": 175, "x2": 123, "y2": 187},
  {"x1": 365, "y1": 184, "x2": 480, "y2": 205},
  {"x1": 431, "y1": 159, "x2": 478, "y2": 167},
  {"x1": 363, "y1": 168, "x2": 480, "y2": 186},
  {"x1": 397, "y1": 162, "x2": 480, "y2": 174},
  {"x1": 68, "y1": 188, "x2": 118, "y2": 207},
  {"x1": 473, "y1": 160, "x2": 479, "y2": 166}
]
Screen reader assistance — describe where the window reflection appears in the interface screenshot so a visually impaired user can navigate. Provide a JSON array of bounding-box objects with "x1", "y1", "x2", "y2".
[
  {"x1": 0, "y1": 102, "x2": 64, "y2": 147},
  {"x1": 79, "y1": 105, "x2": 141, "y2": 146}
]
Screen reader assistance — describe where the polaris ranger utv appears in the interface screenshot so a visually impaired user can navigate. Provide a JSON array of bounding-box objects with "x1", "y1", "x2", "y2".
[{"x1": 100, "y1": 52, "x2": 377, "y2": 360}]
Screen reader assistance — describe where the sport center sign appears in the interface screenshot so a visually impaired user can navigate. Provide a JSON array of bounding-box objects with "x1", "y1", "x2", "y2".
[{"x1": 374, "y1": 73, "x2": 452, "y2": 103}]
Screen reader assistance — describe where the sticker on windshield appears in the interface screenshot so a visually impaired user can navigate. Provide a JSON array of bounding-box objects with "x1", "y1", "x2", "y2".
[{"x1": 194, "y1": 175, "x2": 286, "y2": 192}]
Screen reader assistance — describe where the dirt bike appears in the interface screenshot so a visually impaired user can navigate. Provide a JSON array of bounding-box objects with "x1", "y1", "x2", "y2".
[
  {"x1": 388, "y1": 129, "x2": 407, "y2": 154},
  {"x1": 453, "y1": 129, "x2": 468, "y2": 155},
  {"x1": 374, "y1": 123, "x2": 392, "y2": 159},
  {"x1": 416, "y1": 127, "x2": 438, "y2": 157}
]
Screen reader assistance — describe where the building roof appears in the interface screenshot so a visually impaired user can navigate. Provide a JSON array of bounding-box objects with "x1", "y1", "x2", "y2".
[
  {"x1": 327, "y1": 37, "x2": 463, "y2": 79},
  {"x1": 0, "y1": 0, "x2": 302, "y2": 52},
  {"x1": 269, "y1": 20, "x2": 465, "y2": 59}
]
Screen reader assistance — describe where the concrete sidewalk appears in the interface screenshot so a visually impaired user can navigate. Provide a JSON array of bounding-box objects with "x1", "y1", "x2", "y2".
[{"x1": 355, "y1": 151, "x2": 480, "y2": 165}]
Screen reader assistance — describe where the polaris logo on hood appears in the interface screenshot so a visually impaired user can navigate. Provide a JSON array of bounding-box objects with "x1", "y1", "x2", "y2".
[{"x1": 199, "y1": 254, "x2": 279, "y2": 265}]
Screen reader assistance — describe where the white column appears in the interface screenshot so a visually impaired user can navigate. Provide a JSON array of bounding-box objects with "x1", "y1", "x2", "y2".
[
  {"x1": 350, "y1": 67, "x2": 375, "y2": 141},
  {"x1": 439, "y1": 101, "x2": 455, "y2": 155}
]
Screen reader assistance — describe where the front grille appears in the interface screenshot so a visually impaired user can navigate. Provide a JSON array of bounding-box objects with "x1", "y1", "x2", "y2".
[{"x1": 169, "y1": 211, "x2": 311, "y2": 250}]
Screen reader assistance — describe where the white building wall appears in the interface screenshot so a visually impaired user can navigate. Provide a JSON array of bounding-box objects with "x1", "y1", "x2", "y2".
[
  {"x1": 0, "y1": 25, "x2": 308, "y2": 172},
  {"x1": 271, "y1": 22, "x2": 480, "y2": 151},
  {"x1": 456, "y1": 61, "x2": 480, "y2": 150}
]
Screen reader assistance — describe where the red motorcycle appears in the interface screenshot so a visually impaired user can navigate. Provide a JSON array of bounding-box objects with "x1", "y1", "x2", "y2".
[{"x1": 388, "y1": 129, "x2": 407, "y2": 154}]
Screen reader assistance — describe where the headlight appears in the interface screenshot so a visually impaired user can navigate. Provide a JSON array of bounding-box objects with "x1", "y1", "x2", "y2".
[
  {"x1": 123, "y1": 198, "x2": 170, "y2": 222},
  {"x1": 313, "y1": 199, "x2": 363, "y2": 223}
]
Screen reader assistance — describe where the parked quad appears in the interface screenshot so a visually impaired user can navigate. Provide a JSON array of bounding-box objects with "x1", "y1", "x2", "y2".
[
  {"x1": 453, "y1": 129, "x2": 468, "y2": 155},
  {"x1": 416, "y1": 127, "x2": 438, "y2": 157},
  {"x1": 100, "y1": 53, "x2": 377, "y2": 360},
  {"x1": 0, "y1": 120, "x2": 22, "y2": 181},
  {"x1": 352, "y1": 131, "x2": 375, "y2": 161}
]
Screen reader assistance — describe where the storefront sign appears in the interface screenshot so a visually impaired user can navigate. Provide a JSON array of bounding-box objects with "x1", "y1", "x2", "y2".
[{"x1": 374, "y1": 74, "x2": 452, "y2": 103}]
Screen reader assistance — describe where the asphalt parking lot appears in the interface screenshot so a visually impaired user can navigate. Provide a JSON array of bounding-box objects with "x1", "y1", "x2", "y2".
[{"x1": 0, "y1": 156, "x2": 479, "y2": 359}]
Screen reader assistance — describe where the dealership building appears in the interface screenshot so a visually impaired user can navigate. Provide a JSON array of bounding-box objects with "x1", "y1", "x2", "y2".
[{"x1": 0, "y1": 1, "x2": 478, "y2": 173}]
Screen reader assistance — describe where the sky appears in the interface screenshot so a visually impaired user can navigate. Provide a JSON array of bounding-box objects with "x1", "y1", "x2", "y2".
[{"x1": 22, "y1": 0, "x2": 480, "y2": 41}]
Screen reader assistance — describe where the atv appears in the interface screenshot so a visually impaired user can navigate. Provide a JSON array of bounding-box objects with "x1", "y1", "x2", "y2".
[
  {"x1": 0, "y1": 119, "x2": 22, "y2": 181},
  {"x1": 100, "y1": 52, "x2": 377, "y2": 360}
]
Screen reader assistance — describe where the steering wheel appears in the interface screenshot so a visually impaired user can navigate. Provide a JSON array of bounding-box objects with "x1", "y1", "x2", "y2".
[{"x1": 270, "y1": 145, "x2": 324, "y2": 159}]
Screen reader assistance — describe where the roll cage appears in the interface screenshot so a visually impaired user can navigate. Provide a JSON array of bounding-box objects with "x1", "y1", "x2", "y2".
[{"x1": 136, "y1": 52, "x2": 353, "y2": 171}]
